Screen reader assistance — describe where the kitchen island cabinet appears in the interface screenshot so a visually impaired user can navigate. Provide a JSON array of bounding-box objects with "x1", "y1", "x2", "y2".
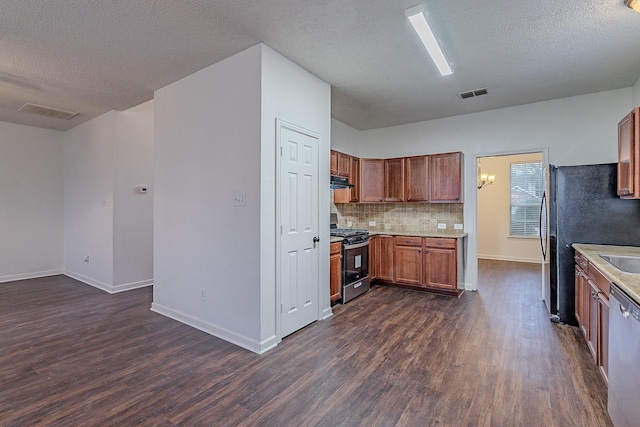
[{"x1": 330, "y1": 242, "x2": 342, "y2": 303}]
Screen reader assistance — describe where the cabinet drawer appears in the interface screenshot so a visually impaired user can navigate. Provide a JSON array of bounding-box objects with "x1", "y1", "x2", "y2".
[
  {"x1": 588, "y1": 262, "x2": 610, "y2": 298},
  {"x1": 330, "y1": 242, "x2": 342, "y2": 255},
  {"x1": 574, "y1": 251, "x2": 589, "y2": 271},
  {"x1": 394, "y1": 236, "x2": 422, "y2": 247},
  {"x1": 424, "y1": 238, "x2": 456, "y2": 249}
]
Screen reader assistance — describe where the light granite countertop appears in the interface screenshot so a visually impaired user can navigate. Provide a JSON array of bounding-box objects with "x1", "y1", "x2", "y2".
[
  {"x1": 369, "y1": 230, "x2": 468, "y2": 239},
  {"x1": 329, "y1": 236, "x2": 344, "y2": 243},
  {"x1": 572, "y1": 243, "x2": 640, "y2": 306}
]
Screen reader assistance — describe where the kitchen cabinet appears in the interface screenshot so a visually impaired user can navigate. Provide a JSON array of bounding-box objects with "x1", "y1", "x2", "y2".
[
  {"x1": 394, "y1": 236, "x2": 422, "y2": 286},
  {"x1": 330, "y1": 150, "x2": 350, "y2": 177},
  {"x1": 384, "y1": 158, "x2": 405, "y2": 202},
  {"x1": 374, "y1": 234, "x2": 462, "y2": 296},
  {"x1": 369, "y1": 236, "x2": 378, "y2": 280},
  {"x1": 430, "y1": 152, "x2": 463, "y2": 203},
  {"x1": 376, "y1": 235, "x2": 395, "y2": 282},
  {"x1": 350, "y1": 155, "x2": 360, "y2": 202},
  {"x1": 330, "y1": 242, "x2": 342, "y2": 303},
  {"x1": 573, "y1": 249, "x2": 610, "y2": 386},
  {"x1": 617, "y1": 107, "x2": 640, "y2": 198},
  {"x1": 359, "y1": 158, "x2": 385, "y2": 202},
  {"x1": 405, "y1": 155, "x2": 429, "y2": 202},
  {"x1": 423, "y1": 238, "x2": 458, "y2": 291}
]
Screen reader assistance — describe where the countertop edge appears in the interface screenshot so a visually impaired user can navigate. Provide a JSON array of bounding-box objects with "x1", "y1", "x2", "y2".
[{"x1": 572, "y1": 243, "x2": 640, "y2": 306}]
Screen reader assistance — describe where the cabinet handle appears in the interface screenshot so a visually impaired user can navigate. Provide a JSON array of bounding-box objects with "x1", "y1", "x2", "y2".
[
  {"x1": 424, "y1": 249, "x2": 429, "y2": 253},
  {"x1": 418, "y1": 249, "x2": 421, "y2": 253}
]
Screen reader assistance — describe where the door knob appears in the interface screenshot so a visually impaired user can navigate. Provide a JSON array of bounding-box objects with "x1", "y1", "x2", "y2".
[{"x1": 313, "y1": 236, "x2": 320, "y2": 243}]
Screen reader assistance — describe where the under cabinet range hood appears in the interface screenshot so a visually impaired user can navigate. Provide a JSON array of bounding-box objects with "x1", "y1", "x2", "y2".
[{"x1": 330, "y1": 175, "x2": 354, "y2": 189}]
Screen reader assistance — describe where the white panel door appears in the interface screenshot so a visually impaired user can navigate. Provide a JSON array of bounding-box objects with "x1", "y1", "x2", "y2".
[{"x1": 279, "y1": 124, "x2": 319, "y2": 338}]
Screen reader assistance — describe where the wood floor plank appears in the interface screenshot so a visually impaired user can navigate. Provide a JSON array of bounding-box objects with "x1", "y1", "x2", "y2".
[{"x1": 0, "y1": 262, "x2": 612, "y2": 426}]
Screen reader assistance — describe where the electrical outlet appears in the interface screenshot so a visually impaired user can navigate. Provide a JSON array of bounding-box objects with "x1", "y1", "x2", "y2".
[
  {"x1": 233, "y1": 193, "x2": 246, "y2": 206},
  {"x1": 200, "y1": 288, "x2": 206, "y2": 301},
  {"x1": 369, "y1": 221, "x2": 376, "y2": 226},
  {"x1": 84, "y1": 256, "x2": 90, "y2": 263},
  {"x1": 437, "y1": 223, "x2": 447, "y2": 229},
  {"x1": 454, "y1": 224, "x2": 464, "y2": 230},
  {"x1": 347, "y1": 221, "x2": 353, "y2": 227}
]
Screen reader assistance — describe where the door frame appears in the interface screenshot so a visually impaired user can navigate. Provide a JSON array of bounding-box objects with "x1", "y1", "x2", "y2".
[
  {"x1": 474, "y1": 147, "x2": 549, "y2": 300},
  {"x1": 274, "y1": 118, "x2": 322, "y2": 343}
]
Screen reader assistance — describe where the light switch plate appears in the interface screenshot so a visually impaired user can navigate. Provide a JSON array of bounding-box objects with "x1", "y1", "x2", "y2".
[
  {"x1": 454, "y1": 224, "x2": 463, "y2": 230},
  {"x1": 437, "y1": 223, "x2": 447, "y2": 229}
]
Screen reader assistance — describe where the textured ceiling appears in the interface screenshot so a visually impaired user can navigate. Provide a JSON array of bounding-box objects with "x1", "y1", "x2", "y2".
[{"x1": 1, "y1": 0, "x2": 640, "y2": 131}]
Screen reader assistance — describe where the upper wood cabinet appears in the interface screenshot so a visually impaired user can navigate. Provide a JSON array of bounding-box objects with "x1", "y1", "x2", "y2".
[
  {"x1": 359, "y1": 158, "x2": 385, "y2": 202},
  {"x1": 384, "y1": 158, "x2": 405, "y2": 202},
  {"x1": 430, "y1": 152, "x2": 463, "y2": 203},
  {"x1": 618, "y1": 107, "x2": 640, "y2": 198},
  {"x1": 330, "y1": 149, "x2": 350, "y2": 177},
  {"x1": 350, "y1": 156, "x2": 360, "y2": 202},
  {"x1": 405, "y1": 155, "x2": 429, "y2": 202}
]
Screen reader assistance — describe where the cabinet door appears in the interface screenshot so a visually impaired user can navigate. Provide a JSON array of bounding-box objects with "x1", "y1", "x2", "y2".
[
  {"x1": 330, "y1": 150, "x2": 338, "y2": 176},
  {"x1": 598, "y1": 294, "x2": 609, "y2": 385},
  {"x1": 350, "y1": 156, "x2": 360, "y2": 202},
  {"x1": 330, "y1": 243, "x2": 342, "y2": 302},
  {"x1": 617, "y1": 108, "x2": 637, "y2": 197},
  {"x1": 424, "y1": 246, "x2": 457, "y2": 290},
  {"x1": 369, "y1": 236, "x2": 378, "y2": 280},
  {"x1": 360, "y1": 159, "x2": 385, "y2": 203},
  {"x1": 430, "y1": 152, "x2": 463, "y2": 203},
  {"x1": 405, "y1": 155, "x2": 429, "y2": 201},
  {"x1": 384, "y1": 158, "x2": 405, "y2": 202},
  {"x1": 377, "y1": 235, "x2": 395, "y2": 281},
  {"x1": 587, "y1": 280, "x2": 598, "y2": 362},
  {"x1": 337, "y1": 152, "x2": 350, "y2": 177},
  {"x1": 575, "y1": 265, "x2": 585, "y2": 326},
  {"x1": 394, "y1": 237, "x2": 422, "y2": 286}
]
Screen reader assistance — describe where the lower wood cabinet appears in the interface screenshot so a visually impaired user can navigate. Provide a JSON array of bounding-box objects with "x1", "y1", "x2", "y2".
[
  {"x1": 372, "y1": 234, "x2": 462, "y2": 296},
  {"x1": 574, "y1": 249, "x2": 609, "y2": 386},
  {"x1": 329, "y1": 242, "x2": 342, "y2": 303}
]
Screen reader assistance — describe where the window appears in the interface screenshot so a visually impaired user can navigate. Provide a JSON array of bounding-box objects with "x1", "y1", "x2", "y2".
[{"x1": 510, "y1": 161, "x2": 544, "y2": 237}]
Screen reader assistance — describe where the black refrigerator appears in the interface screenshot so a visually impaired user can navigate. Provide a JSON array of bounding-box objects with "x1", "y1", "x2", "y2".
[{"x1": 545, "y1": 163, "x2": 640, "y2": 325}]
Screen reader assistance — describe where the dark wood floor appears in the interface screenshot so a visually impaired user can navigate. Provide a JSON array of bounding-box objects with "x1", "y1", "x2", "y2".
[{"x1": 0, "y1": 260, "x2": 611, "y2": 426}]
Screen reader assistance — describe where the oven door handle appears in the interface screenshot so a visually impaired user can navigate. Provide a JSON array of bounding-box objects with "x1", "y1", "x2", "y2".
[{"x1": 343, "y1": 241, "x2": 369, "y2": 250}]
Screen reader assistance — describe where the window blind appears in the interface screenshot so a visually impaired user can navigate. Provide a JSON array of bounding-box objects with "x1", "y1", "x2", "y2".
[{"x1": 510, "y1": 161, "x2": 544, "y2": 237}]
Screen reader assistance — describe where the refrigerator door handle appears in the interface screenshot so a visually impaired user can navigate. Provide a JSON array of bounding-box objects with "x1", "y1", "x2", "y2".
[{"x1": 539, "y1": 190, "x2": 547, "y2": 260}]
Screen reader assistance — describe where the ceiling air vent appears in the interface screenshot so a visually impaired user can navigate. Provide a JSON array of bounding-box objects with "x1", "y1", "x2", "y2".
[
  {"x1": 19, "y1": 103, "x2": 78, "y2": 120},
  {"x1": 457, "y1": 88, "x2": 489, "y2": 100}
]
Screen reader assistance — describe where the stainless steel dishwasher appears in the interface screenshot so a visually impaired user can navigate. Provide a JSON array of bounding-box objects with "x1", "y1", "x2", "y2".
[{"x1": 608, "y1": 284, "x2": 640, "y2": 427}]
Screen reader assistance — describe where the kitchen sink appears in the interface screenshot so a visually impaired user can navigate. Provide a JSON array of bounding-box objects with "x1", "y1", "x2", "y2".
[{"x1": 598, "y1": 254, "x2": 640, "y2": 274}]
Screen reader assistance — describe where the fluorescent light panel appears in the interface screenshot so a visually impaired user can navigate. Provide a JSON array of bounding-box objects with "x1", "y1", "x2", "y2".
[{"x1": 406, "y1": 4, "x2": 453, "y2": 76}]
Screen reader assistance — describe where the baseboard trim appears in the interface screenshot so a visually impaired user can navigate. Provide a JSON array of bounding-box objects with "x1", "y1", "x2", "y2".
[
  {"x1": 478, "y1": 255, "x2": 542, "y2": 264},
  {"x1": 150, "y1": 302, "x2": 273, "y2": 354},
  {"x1": 64, "y1": 270, "x2": 152, "y2": 294},
  {"x1": 321, "y1": 307, "x2": 333, "y2": 320},
  {"x1": 0, "y1": 269, "x2": 64, "y2": 284}
]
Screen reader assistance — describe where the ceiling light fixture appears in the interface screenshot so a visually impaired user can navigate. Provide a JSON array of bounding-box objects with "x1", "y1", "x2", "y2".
[
  {"x1": 625, "y1": 0, "x2": 640, "y2": 12},
  {"x1": 406, "y1": 4, "x2": 453, "y2": 76}
]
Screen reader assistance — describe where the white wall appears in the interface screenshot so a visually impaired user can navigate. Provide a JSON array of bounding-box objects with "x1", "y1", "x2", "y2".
[
  {"x1": 153, "y1": 45, "x2": 264, "y2": 352},
  {"x1": 260, "y1": 45, "x2": 332, "y2": 344},
  {"x1": 333, "y1": 87, "x2": 634, "y2": 290},
  {"x1": 113, "y1": 100, "x2": 154, "y2": 289},
  {"x1": 64, "y1": 112, "x2": 116, "y2": 288},
  {"x1": 64, "y1": 103, "x2": 154, "y2": 292},
  {"x1": 634, "y1": 77, "x2": 640, "y2": 107},
  {"x1": 0, "y1": 122, "x2": 63, "y2": 282},
  {"x1": 477, "y1": 153, "x2": 542, "y2": 263}
]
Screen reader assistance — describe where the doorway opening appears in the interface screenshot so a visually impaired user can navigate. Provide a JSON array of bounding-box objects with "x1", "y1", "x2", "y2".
[{"x1": 476, "y1": 151, "x2": 547, "y2": 298}]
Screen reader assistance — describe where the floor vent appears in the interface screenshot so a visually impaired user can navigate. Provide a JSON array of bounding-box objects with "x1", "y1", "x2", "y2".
[
  {"x1": 19, "y1": 103, "x2": 78, "y2": 120},
  {"x1": 457, "y1": 88, "x2": 489, "y2": 100}
]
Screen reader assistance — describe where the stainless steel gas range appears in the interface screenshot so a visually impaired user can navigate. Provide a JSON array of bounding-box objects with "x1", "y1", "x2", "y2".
[{"x1": 330, "y1": 215, "x2": 370, "y2": 303}]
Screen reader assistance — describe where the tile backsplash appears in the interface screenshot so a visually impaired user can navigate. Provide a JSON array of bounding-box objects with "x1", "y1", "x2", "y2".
[{"x1": 330, "y1": 197, "x2": 464, "y2": 233}]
